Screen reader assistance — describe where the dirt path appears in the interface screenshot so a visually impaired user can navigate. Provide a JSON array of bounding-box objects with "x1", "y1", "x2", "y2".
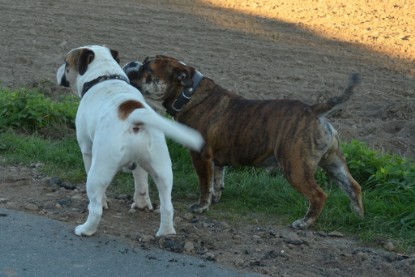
[{"x1": 0, "y1": 0, "x2": 414, "y2": 276}]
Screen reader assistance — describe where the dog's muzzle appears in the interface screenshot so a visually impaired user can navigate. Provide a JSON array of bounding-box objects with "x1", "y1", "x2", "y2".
[
  {"x1": 123, "y1": 61, "x2": 143, "y2": 76},
  {"x1": 56, "y1": 64, "x2": 69, "y2": 87}
]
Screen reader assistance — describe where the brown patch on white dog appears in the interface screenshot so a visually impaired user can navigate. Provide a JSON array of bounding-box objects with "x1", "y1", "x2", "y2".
[{"x1": 119, "y1": 100, "x2": 144, "y2": 120}]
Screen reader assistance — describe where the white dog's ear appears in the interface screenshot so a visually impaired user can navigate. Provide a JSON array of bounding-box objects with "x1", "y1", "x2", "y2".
[
  {"x1": 110, "y1": 49, "x2": 120, "y2": 64},
  {"x1": 78, "y1": 49, "x2": 95, "y2": 75}
]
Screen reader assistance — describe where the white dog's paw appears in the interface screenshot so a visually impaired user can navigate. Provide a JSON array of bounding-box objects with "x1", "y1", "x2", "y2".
[
  {"x1": 74, "y1": 224, "x2": 97, "y2": 236},
  {"x1": 102, "y1": 195, "x2": 109, "y2": 209},
  {"x1": 103, "y1": 200, "x2": 109, "y2": 210},
  {"x1": 156, "y1": 226, "x2": 176, "y2": 237},
  {"x1": 131, "y1": 200, "x2": 153, "y2": 211}
]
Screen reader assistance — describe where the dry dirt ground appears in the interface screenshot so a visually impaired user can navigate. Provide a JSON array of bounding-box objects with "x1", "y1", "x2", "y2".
[{"x1": 0, "y1": 0, "x2": 414, "y2": 276}]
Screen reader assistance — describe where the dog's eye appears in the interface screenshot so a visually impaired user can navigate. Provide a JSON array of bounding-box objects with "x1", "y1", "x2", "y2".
[
  {"x1": 141, "y1": 66, "x2": 153, "y2": 79},
  {"x1": 144, "y1": 64, "x2": 153, "y2": 74}
]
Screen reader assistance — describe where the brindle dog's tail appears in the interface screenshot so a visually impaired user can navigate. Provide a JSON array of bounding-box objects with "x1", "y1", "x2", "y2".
[{"x1": 311, "y1": 73, "x2": 361, "y2": 116}]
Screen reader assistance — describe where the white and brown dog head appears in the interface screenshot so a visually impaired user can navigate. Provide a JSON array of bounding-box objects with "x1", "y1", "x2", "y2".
[{"x1": 57, "y1": 45, "x2": 127, "y2": 98}]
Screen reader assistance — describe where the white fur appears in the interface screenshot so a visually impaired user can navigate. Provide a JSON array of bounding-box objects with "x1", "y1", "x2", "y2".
[{"x1": 57, "y1": 45, "x2": 204, "y2": 237}]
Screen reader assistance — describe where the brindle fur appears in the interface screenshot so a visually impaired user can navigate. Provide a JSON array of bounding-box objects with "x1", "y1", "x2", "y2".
[{"x1": 126, "y1": 56, "x2": 364, "y2": 229}]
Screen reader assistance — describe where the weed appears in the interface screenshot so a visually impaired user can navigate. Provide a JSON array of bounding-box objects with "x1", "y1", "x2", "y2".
[{"x1": 0, "y1": 88, "x2": 77, "y2": 132}]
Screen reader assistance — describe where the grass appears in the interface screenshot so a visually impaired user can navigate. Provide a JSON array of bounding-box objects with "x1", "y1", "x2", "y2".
[
  {"x1": 1, "y1": 87, "x2": 414, "y2": 253},
  {"x1": 0, "y1": 130, "x2": 85, "y2": 181},
  {"x1": 0, "y1": 87, "x2": 77, "y2": 132}
]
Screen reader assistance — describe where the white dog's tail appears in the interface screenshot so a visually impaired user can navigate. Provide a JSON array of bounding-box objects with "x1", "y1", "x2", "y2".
[{"x1": 128, "y1": 109, "x2": 204, "y2": 151}]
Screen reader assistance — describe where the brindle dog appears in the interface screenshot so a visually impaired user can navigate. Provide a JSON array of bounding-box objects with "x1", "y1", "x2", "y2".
[{"x1": 123, "y1": 56, "x2": 364, "y2": 229}]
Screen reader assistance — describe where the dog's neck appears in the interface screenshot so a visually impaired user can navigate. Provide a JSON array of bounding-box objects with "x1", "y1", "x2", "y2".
[
  {"x1": 81, "y1": 74, "x2": 130, "y2": 97},
  {"x1": 166, "y1": 70, "x2": 204, "y2": 117}
]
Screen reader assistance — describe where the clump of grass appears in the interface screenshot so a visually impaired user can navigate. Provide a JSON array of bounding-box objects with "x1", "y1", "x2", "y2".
[
  {"x1": 343, "y1": 140, "x2": 415, "y2": 191},
  {"x1": 0, "y1": 87, "x2": 77, "y2": 132}
]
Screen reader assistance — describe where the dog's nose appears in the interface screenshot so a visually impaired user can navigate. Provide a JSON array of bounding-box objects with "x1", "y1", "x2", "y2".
[
  {"x1": 123, "y1": 61, "x2": 142, "y2": 75},
  {"x1": 60, "y1": 75, "x2": 70, "y2": 87},
  {"x1": 56, "y1": 64, "x2": 69, "y2": 87}
]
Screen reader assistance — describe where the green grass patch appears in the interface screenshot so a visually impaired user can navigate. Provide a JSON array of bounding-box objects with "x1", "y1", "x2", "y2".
[
  {"x1": 1, "y1": 87, "x2": 414, "y2": 253},
  {"x1": 0, "y1": 130, "x2": 85, "y2": 182},
  {"x1": 0, "y1": 87, "x2": 77, "y2": 132}
]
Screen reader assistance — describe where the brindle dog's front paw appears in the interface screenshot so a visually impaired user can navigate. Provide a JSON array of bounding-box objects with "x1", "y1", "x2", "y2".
[
  {"x1": 212, "y1": 190, "x2": 222, "y2": 204},
  {"x1": 291, "y1": 218, "x2": 314, "y2": 230},
  {"x1": 189, "y1": 202, "x2": 210, "y2": 213}
]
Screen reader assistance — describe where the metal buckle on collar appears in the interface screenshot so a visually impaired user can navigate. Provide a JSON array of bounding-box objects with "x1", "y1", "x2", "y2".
[
  {"x1": 171, "y1": 99, "x2": 182, "y2": 112},
  {"x1": 182, "y1": 88, "x2": 194, "y2": 99}
]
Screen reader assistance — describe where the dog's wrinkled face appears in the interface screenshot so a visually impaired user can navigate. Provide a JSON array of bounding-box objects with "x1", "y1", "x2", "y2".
[
  {"x1": 124, "y1": 56, "x2": 195, "y2": 100},
  {"x1": 56, "y1": 45, "x2": 120, "y2": 97}
]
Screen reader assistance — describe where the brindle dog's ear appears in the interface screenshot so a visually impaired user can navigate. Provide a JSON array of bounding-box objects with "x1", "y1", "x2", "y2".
[
  {"x1": 78, "y1": 49, "x2": 95, "y2": 75},
  {"x1": 177, "y1": 71, "x2": 193, "y2": 87},
  {"x1": 110, "y1": 49, "x2": 120, "y2": 64}
]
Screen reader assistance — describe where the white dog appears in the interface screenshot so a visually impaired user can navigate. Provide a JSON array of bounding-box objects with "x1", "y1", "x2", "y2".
[{"x1": 56, "y1": 45, "x2": 204, "y2": 237}]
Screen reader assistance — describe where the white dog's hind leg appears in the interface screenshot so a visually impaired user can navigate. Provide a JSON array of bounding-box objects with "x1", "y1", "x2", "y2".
[
  {"x1": 131, "y1": 165, "x2": 153, "y2": 210},
  {"x1": 82, "y1": 152, "x2": 92, "y2": 174},
  {"x1": 152, "y1": 169, "x2": 175, "y2": 236},
  {"x1": 81, "y1": 152, "x2": 109, "y2": 209},
  {"x1": 75, "y1": 167, "x2": 115, "y2": 236}
]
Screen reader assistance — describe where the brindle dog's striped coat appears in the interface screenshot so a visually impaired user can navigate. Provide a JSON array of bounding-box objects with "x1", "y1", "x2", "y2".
[{"x1": 124, "y1": 56, "x2": 364, "y2": 229}]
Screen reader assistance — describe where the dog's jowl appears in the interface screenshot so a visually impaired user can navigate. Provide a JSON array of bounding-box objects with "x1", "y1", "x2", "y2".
[
  {"x1": 56, "y1": 46, "x2": 204, "y2": 236},
  {"x1": 124, "y1": 56, "x2": 364, "y2": 229}
]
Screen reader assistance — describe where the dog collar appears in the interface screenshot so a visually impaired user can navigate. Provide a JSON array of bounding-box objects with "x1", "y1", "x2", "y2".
[
  {"x1": 167, "y1": 70, "x2": 204, "y2": 117},
  {"x1": 81, "y1": 74, "x2": 130, "y2": 97}
]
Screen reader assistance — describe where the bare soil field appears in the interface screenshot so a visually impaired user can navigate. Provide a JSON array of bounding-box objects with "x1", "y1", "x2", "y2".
[{"x1": 0, "y1": 0, "x2": 414, "y2": 276}]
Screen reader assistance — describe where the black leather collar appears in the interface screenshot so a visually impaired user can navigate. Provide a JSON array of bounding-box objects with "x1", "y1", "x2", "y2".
[
  {"x1": 166, "y1": 70, "x2": 204, "y2": 117},
  {"x1": 81, "y1": 74, "x2": 130, "y2": 97}
]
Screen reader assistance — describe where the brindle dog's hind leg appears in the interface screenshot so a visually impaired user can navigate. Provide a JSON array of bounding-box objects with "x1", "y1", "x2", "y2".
[
  {"x1": 281, "y1": 156, "x2": 328, "y2": 229},
  {"x1": 212, "y1": 165, "x2": 225, "y2": 204},
  {"x1": 320, "y1": 148, "x2": 364, "y2": 217}
]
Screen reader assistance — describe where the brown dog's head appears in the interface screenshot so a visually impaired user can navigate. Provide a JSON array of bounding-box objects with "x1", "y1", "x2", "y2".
[
  {"x1": 123, "y1": 56, "x2": 197, "y2": 102},
  {"x1": 56, "y1": 45, "x2": 121, "y2": 97}
]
